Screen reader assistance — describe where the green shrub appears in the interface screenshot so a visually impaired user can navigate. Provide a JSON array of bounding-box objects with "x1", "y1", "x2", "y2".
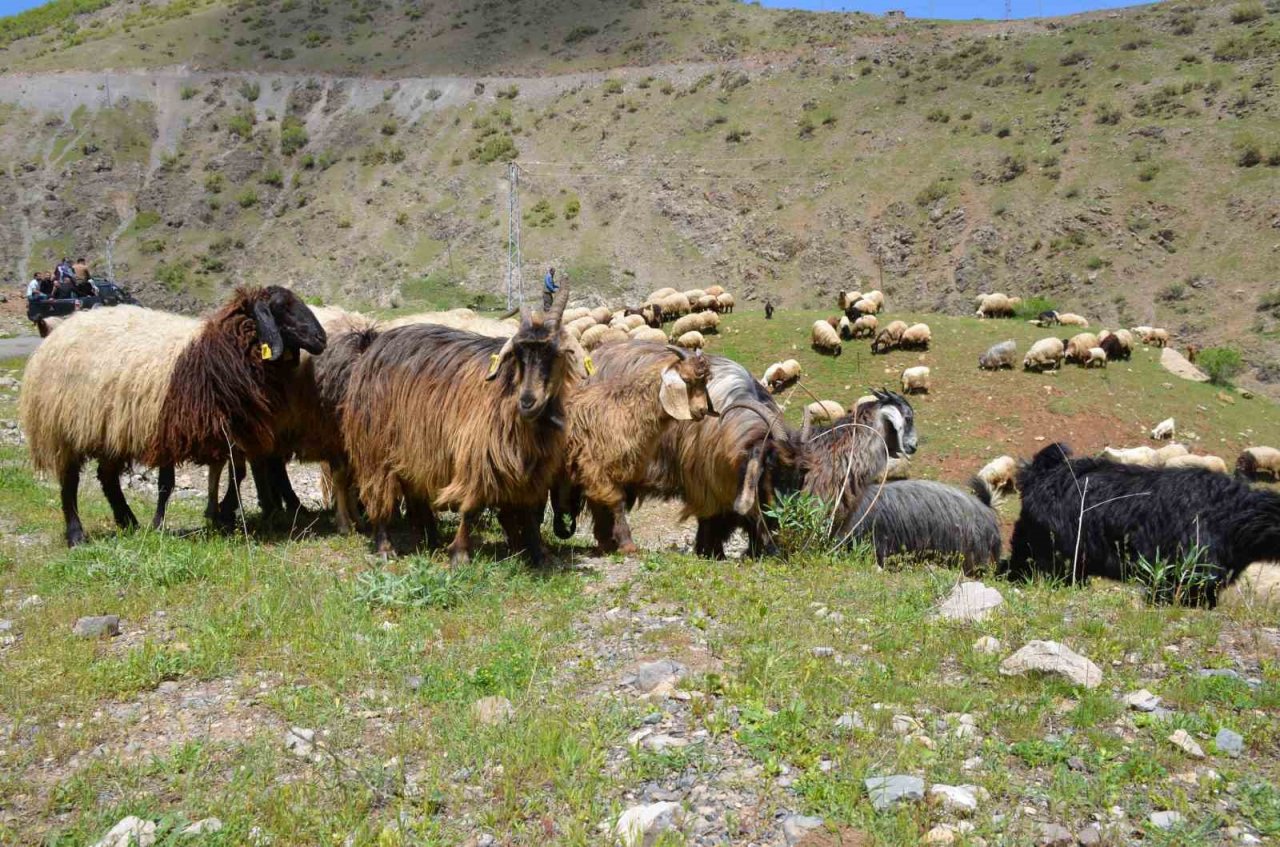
[
  {"x1": 762, "y1": 491, "x2": 832, "y2": 558},
  {"x1": 1229, "y1": 2, "x2": 1264, "y2": 23},
  {"x1": 1237, "y1": 142, "x2": 1262, "y2": 167},
  {"x1": 380, "y1": 120, "x2": 398, "y2": 136},
  {"x1": 260, "y1": 169, "x2": 283, "y2": 188},
  {"x1": 925, "y1": 108, "x2": 950, "y2": 123},
  {"x1": 915, "y1": 179, "x2": 949, "y2": 207},
  {"x1": 470, "y1": 134, "x2": 517, "y2": 164},
  {"x1": 1014, "y1": 296, "x2": 1058, "y2": 319},
  {"x1": 180, "y1": 85, "x2": 198, "y2": 100},
  {"x1": 280, "y1": 115, "x2": 308, "y2": 155},
  {"x1": 603, "y1": 78, "x2": 624, "y2": 95},
  {"x1": 227, "y1": 112, "x2": 254, "y2": 139},
  {"x1": 496, "y1": 84, "x2": 519, "y2": 100},
  {"x1": 156, "y1": 261, "x2": 188, "y2": 290},
  {"x1": 564, "y1": 197, "x2": 580, "y2": 220},
  {"x1": 564, "y1": 24, "x2": 598, "y2": 44},
  {"x1": 203, "y1": 172, "x2": 224, "y2": 193},
  {"x1": 235, "y1": 188, "x2": 258, "y2": 208},
  {"x1": 1095, "y1": 101, "x2": 1122, "y2": 125},
  {"x1": 238, "y1": 80, "x2": 260, "y2": 102},
  {"x1": 1199, "y1": 347, "x2": 1244, "y2": 385}
]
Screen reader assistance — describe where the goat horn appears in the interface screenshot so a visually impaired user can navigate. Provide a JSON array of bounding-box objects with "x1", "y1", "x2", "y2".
[
  {"x1": 547, "y1": 279, "x2": 570, "y2": 328},
  {"x1": 499, "y1": 305, "x2": 520, "y2": 320},
  {"x1": 664, "y1": 344, "x2": 688, "y2": 360}
]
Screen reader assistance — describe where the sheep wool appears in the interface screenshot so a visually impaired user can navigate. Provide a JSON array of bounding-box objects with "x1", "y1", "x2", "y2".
[
  {"x1": 852, "y1": 315, "x2": 878, "y2": 338},
  {"x1": 1164, "y1": 454, "x2": 1228, "y2": 474},
  {"x1": 1085, "y1": 347, "x2": 1107, "y2": 368},
  {"x1": 1023, "y1": 337, "x2": 1065, "y2": 371},
  {"x1": 805, "y1": 400, "x2": 846, "y2": 424},
  {"x1": 1237, "y1": 446, "x2": 1280, "y2": 481},
  {"x1": 1057, "y1": 313, "x2": 1090, "y2": 328},
  {"x1": 811, "y1": 320, "x2": 842, "y2": 357},
  {"x1": 676, "y1": 330, "x2": 705, "y2": 350},
  {"x1": 630, "y1": 326, "x2": 669, "y2": 344},
  {"x1": 716, "y1": 292, "x2": 734, "y2": 313},
  {"x1": 901, "y1": 365, "x2": 930, "y2": 394}
]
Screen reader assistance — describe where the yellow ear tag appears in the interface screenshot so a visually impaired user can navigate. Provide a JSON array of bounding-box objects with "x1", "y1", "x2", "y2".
[
  {"x1": 261, "y1": 343, "x2": 272, "y2": 360},
  {"x1": 584, "y1": 356, "x2": 596, "y2": 376},
  {"x1": 487, "y1": 353, "x2": 500, "y2": 378}
]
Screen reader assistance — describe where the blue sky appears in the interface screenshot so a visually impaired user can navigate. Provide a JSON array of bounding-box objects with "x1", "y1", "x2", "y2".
[
  {"x1": 756, "y1": 0, "x2": 1141, "y2": 20},
  {"x1": 0, "y1": 0, "x2": 1145, "y2": 22}
]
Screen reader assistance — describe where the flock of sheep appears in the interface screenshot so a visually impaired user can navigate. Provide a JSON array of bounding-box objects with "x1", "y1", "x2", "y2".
[{"x1": 14, "y1": 282, "x2": 1280, "y2": 606}]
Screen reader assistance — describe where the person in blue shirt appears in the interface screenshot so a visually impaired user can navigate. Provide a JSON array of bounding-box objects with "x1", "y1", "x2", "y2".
[{"x1": 543, "y1": 267, "x2": 557, "y2": 311}]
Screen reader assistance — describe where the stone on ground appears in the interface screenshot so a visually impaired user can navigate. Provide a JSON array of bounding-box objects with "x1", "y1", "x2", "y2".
[
  {"x1": 1124, "y1": 689, "x2": 1161, "y2": 712},
  {"x1": 972, "y1": 635, "x2": 1001, "y2": 655},
  {"x1": 781, "y1": 814, "x2": 824, "y2": 845},
  {"x1": 613, "y1": 801, "x2": 681, "y2": 847},
  {"x1": 1215, "y1": 728, "x2": 1243, "y2": 757},
  {"x1": 90, "y1": 816, "x2": 157, "y2": 847},
  {"x1": 182, "y1": 818, "x2": 223, "y2": 835},
  {"x1": 634, "y1": 659, "x2": 686, "y2": 694},
  {"x1": 471, "y1": 696, "x2": 514, "y2": 726},
  {"x1": 1168, "y1": 728, "x2": 1205, "y2": 759},
  {"x1": 999, "y1": 640, "x2": 1103, "y2": 688},
  {"x1": 73, "y1": 614, "x2": 121, "y2": 638},
  {"x1": 1149, "y1": 811, "x2": 1184, "y2": 830},
  {"x1": 928, "y1": 784, "x2": 980, "y2": 815},
  {"x1": 284, "y1": 726, "x2": 315, "y2": 758},
  {"x1": 1036, "y1": 822, "x2": 1073, "y2": 846},
  {"x1": 936, "y1": 582, "x2": 1004, "y2": 622},
  {"x1": 864, "y1": 775, "x2": 924, "y2": 811}
]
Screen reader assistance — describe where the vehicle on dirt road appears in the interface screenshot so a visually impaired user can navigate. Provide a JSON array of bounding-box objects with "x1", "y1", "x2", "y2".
[{"x1": 27, "y1": 280, "x2": 138, "y2": 335}]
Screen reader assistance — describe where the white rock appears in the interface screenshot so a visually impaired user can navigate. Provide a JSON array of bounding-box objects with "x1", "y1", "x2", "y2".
[
  {"x1": 973, "y1": 635, "x2": 1002, "y2": 655},
  {"x1": 891, "y1": 714, "x2": 921, "y2": 734},
  {"x1": 924, "y1": 825, "x2": 956, "y2": 844},
  {"x1": 284, "y1": 726, "x2": 315, "y2": 757},
  {"x1": 634, "y1": 659, "x2": 686, "y2": 694},
  {"x1": 613, "y1": 801, "x2": 681, "y2": 847},
  {"x1": 999, "y1": 640, "x2": 1103, "y2": 688},
  {"x1": 929, "y1": 784, "x2": 980, "y2": 815},
  {"x1": 834, "y1": 712, "x2": 864, "y2": 730},
  {"x1": 1149, "y1": 810, "x2": 1184, "y2": 830},
  {"x1": 937, "y1": 582, "x2": 1004, "y2": 622},
  {"x1": 91, "y1": 816, "x2": 157, "y2": 847},
  {"x1": 182, "y1": 818, "x2": 223, "y2": 835},
  {"x1": 781, "y1": 814, "x2": 824, "y2": 845},
  {"x1": 1124, "y1": 689, "x2": 1161, "y2": 712},
  {"x1": 1168, "y1": 729, "x2": 1205, "y2": 759},
  {"x1": 471, "y1": 696, "x2": 514, "y2": 726}
]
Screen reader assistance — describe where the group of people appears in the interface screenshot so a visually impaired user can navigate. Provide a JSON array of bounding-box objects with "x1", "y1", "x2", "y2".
[{"x1": 25, "y1": 257, "x2": 96, "y2": 301}]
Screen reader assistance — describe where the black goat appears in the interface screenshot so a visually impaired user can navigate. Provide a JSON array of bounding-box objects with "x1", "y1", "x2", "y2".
[
  {"x1": 845, "y1": 478, "x2": 1001, "y2": 574},
  {"x1": 1006, "y1": 443, "x2": 1280, "y2": 606}
]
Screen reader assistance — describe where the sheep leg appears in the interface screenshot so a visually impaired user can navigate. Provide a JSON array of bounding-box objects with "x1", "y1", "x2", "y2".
[
  {"x1": 249, "y1": 459, "x2": 280, "y2": 516},
  {"x1": 152, "y1": 465, "x2": 175, "y2": 530},
  {"x1": 60, "y1": 460, "x2": 86, "y2": 548},
  {"x1": 446, "y1": 509, "x2": 481, "y2": 566},
  {"x1": 96, "y1": 459, "x2": 139, "y2": 531},
  {"x1": 606, "y1": 499, "x2": 638, "y2": 555}
]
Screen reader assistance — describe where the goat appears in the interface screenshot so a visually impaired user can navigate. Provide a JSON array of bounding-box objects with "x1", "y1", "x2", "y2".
[{"x1": 1007, "y1": 442, "x2": 1280, "y2": 606}]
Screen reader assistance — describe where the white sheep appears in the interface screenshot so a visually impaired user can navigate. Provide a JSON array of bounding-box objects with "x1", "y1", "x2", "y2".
[
  {"x1": 561, "y1": 307, "x2": 591, "y2": 324},
  {"x1": 660, "y1": 293, "x2": 691, "y2": 318},
  {"x1": 589, "y1": 306, "x2": 613, "y2": 325},
  {"x1": 1057, "y1": 313, "x2": 1089, "y2": 328},
  {"x1": 682, "y1": 289, "x2": 706, "y2": 304},
  {"x1": 975, "y1": 293, "x2": 1017, "y2": 318},
  {"x1": 1155, "y1": 443, "x2": 1189, "y2": 464},
  {"x1": 705, "y1": 285, "x2": 725, "y2": 297},
  {"x1": 761, "y1": 359, "x2": 802, "y2": 393},
  {"x1": 696, "y1": 311, "x2": 721, "y2": 334},
  {"x1": 1064, "y1": 333, "x2": 1101, "y2": 364},
  {"x1": 863, "y1": 290, "x2": 885, "y2": 309},
  {"x1": 1084, "y1": 347, "x2": 1107, "y2": 368},
  {"x1": 838, "y1": 290, "x2": 863, "y2": 311},
  {"x1": 580, "y1": 324, "x2": 612, "y2": 350},
  {"x1": 978, "y1": 455, "x2": 1018, "y2": 494},
  {"x1": 900, "y1": 323, "x2": 932, "y2": 350},
  {"x1": 675, "y1": 330, "x2": 705, "y2": 350},
  {"x1": 837, "y1": 315, "x2": 854, "y2": 341},
  {"x1": 716, "y1": 292, "x2": 734, "y2": 313},
  {"x1": 852, "y1": 297, "x2": 879, "y2": 315},
  {"x1": 630, "y1": 326, "x2": 669, "y2": 344},
  {"x1": 901, "y1": 365, "x2": 930, "y2": 394},
  {"x1": 852, "y1": 314, "x2": 878, "y2": 339},
  {"x1": 1237, "y1": 446, "x2": 1280, "y2": 481},
  {"x1": 1164, "y1": 454, "x2": 1228, "y2": 474},
  {"x1": 1023, "y1": 337, "x2": 1065, "y2": 371},
  {"x1": 804, "y1": 400, "x2": 846, "y2": 424},
  {"x1": 1103, "y1": 446, "x2": 1161, "y2": 466},
  {"x1": 1151, "y1": 417, "x2": 1176, "y2": 441},
  {"x1": 811, "y1": 320, "x2": 842, "y2": 357}
]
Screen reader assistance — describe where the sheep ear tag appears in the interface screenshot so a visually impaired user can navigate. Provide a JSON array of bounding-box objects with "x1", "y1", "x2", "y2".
[
  {"x1": 260, "y1": 342, "x2": 275, "y2": 361},
  {"x1": 486, "y1": 353, "x2": 501, "y2": 379},
  {"x1": 584, "y1": 356, "x2": 596, "y2": 376},
  {"x1": 659, "y1": 367, "x2": 693, "y2": 421}
]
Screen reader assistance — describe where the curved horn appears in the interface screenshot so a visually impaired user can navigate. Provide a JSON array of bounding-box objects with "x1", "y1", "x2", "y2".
[
  {"x1": 499, "y1": 305, "x2": 520, "y2": 320},
  {"x1": 547, "y1": 279, "x2": 570, "y2": 328},
  {"x1": 664, "y1": 344, "x2": 688, "y2": 360}
]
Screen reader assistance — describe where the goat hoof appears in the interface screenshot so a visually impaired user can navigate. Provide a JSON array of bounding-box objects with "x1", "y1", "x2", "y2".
[{"x1": 66, "y1": 529, "x2": 87, "y2": 548}]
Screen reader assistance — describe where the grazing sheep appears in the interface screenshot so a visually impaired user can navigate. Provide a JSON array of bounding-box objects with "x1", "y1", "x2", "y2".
[
  {"x1": 765, "y1": 302, "x2": 775, "y2": 320},
  {"x1": 1023, "y1": 337, "x2": 1065, "y2": 371},
  {"x1": 838, "y1": 291, "x2": 863, "y2": 311},
  {"x1": 682, "y1": 289, "x2": 707, "y2": 304},
  {"x1": 1164, "y1": 454, "x2": 1228, "y2": 474},
  {"x1": 852, "y1": 297, "x2": 879, "y2": 316},
  {"x1": 1084, "y1": 347, "x2": 1107, "y2": 369},
  {"x1": 705, "y1": 285, "x2": 725, "y2": 297},
  {"x1": 661, "y1": 293, "x2": 691, "y2": 317},
  {"x1": 630, "y1": 326, "x2": 669, "y2": 344},
  {"x1": 1147, "y1": 328, "x2": 1170, "y2": 347},
  {"x1": 566, "y1": 315, "x2": 597, "y2": 338},
  {"x1": 697, "y1": 311, "x2": 721, "y2": 334},
  {"x1": 978, "y1": 455, "x2": 1018, "y2": 496},
  {"x1": 863, "y1": 290, "x2": 885, "y2": 309},
  {"x1": 811, "y1": 320, "x2": 842, "y2": 357},
  {"x1": 1151, "y1": 417, "x2": 1176, "y2": 440},
  {"x1": 844, "y1": 479, "x2": 1002, "y2": 574},
  {"x1": 1100, "y1": 333, "x2": 1130, "y2": 362},
  {"x1": 21, "y1": 288, "x2": 326, "y2": 546},
  {"x1": 899, "y1": 323, "x2": 932, "y2": 350},
  {"x1": 761, "y1": 359, "x2": 802, "y2": 394},
  {"x1": 1236, "y1": 446, "x2": 1280, "y2": 481},
  {"x1": 978, "y1": 340, "x2": 1017, "y2": 370},
  {"x1": 1036, "y1": 310, "x2": 1060, "y2": 326},
  {"x1": 1007, "y1": 442, "x2": 1280, "y2": 605},
  {"x1": 837, "y1": 315, "x2": 855, "y2": 341},
  {"x1": 342, "y1": 286, "x2": 579, "y2": 563},
  {"x1": 1064, "y1": 332, "x2": 1101, "y2": 364},
  {"x1": 1102, "y1": 445, "x2": 1161, "y2": 467},
  {"x1": 589, "y1": 306, "x2": 613, "y2": 325},
  {"x1": 871, "y1": 320, "x2": 909, "y2": 354},
  {"x1": 975, "y1": 293, "x2": 1017, "y2": 318},
  {"x1": 648, "y1": 288, "x2": 677, "y2": 302},
  {"x1": 562, "y1": 307, "x2": 591, "y2": 324},
  {"x1": 695, "y1": 294, "x2": 719, "y2": 313},
  {"x1": 901, "y1": 365, "x2": 931, "y2": 394},
  {"x1": 804, "y1": 400, "x2": 846, "y2": 424},
  {"x1": 558, "y1": 345, "x2": 715, "y2": 553},
  {"x1": 675, "y1": 330, "x2": 705, "y2": 350},
  {"x1": 716, "y1": 293, "x2": 734, "y2": 313},
  {"x1": 852, "y1": 315, "x2": 878, "y2": 339},
  {"x1": 1057, "y1": 313, "x2": 1089, "y2": 328}
]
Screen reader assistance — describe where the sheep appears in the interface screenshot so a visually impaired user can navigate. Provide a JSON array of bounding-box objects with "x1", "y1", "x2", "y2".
[
  {"x1": 1146, "y1": 328, "x2": 1170, "y2": 347},
  {"x1": 838, "y1": 291, "x2": 863, "y2": 311},
  {"x1": 716, "y1": 292, "x2": 734, "y2": 313},
  {"x1": 1236, "y1": 447, "x2": 1280, "y2": 482},
  {"x1": 871, "y1": 320, "x2": 909, "y2": 354},
  {"x1": 885, "y1": 456, "x2": 911, "y2": 480},
  {"x1": 586, "y1": 306, "x2": 611, "y2": 325},
  {"x1": 648, "y1": 287, "x2": 677, "y2": 302},
  {"x1": 614, "y1": 314, "x2": 647, "y2": 332},
  {"x1": 1064, "y1": 332, "x2": 1100, "y2": 364},
  {"x1": 555, "y1": 345, "x2": 715, "y2": 553},
  {"x1": 580, "y1": 324, "x2": 612, "y2": 350},
  {"x1": 696, "y1": 311, "x2": 721, "y2": 334},
  {"x1": 660, "y1": 293, "x2": 691, "y2": 318},
  {"x1": 566, "y1": 315, "x2": 597, "y2": 338},
  {"x1": 901, "y1": 365, "x2": 930, "y2": 395},
  {"x1": 1151, "y1": 417, "x2": 1176, "y2": 441},
  {"x1": 342, "y1": 286, "x2": 580, "y2": 563},
  {"x1": 1184, "y1": 344, "x2": 1200, "y2": 364},
  {"x1": 562, "y1": 307, "x2": 591, "y2": 324},
  {"x1": 804, "y1": 400, "x2": 846, "y2": 424},
  {"x1": 837, "y1": 315, "x2": 855, "y2": 341},
  {"x1": 761, "y1": 359, "x2": 801, "y2": 394},
  {"x1": 978, "y1": 340, "x2": 1017, "y2": 370},
  {"x1": 852, "y1": 297, "x2": 879, "y2": 316},
  {"x1": 675, "y1": 330, "x2": 705, "y2": 350},
  {"x1": 1164, "y1": 454, "x2": 1228, "y2": 474},
  {"x1": 630, "y1": 326, "x2": 669, "y2": 344},
  {"x1": 1155, "y1": 443, "x2": 1189, "y2": 464},
  {"x1": 811, "y1": 320, "x2": 842, "y2": 357},
  {"x1": 1023, "y1": 337, "x2": 1065, "y2": 371},
  {"x1": 583, "y1": 351, "x2": 801, "y2": 559},
  {"x1": 20, "y1": 287, "x2": 326, "y2": 546},
  {"x1": 1099, "y1": 333, "x2": 1130, "y2": 362},
  {"x1": 843, "y1": 479, "x2": 1002, "y2": 574},
  {"x1": 682, "y1": 289, "x2": 706, "y2": 304},
  {"x1": 978, "y1": 455, "x2": 1018, "y2": 496},
  {"x1": 1036, "y1": 310, "x2": 1060, "y2": 326},
  {"x1": 705, "y1": 285, "x2": 725, "y2": 297},
  {"x1": 1102, "y1": 446, "x2": 1161, "y2": 467},
  {"x1": 764, "y1": 302, "x2": 775, "y2": 320},
  {"x1": 1007, "y1": 442, "x2": 1280, "y2": 605},
  {"x1": 669, "y1": 313, "x2": 702, "y2": 339},
  {"x1": 1057, "y1": 313, "x2": 1089, "y2": 328},
  {"x1": 1084, "y1": 347, "x2": 1107, "y2": 369},
  {"x1": 863, "y1": 290, "x2": 885, "y2": 309},
  {"x1": 36, "y1": 316, "x2": 65, "y2": 337},
  {"x1": 852, "y1": 315, "x2": 878, "y2": 339},
  {"x1": 975, "y1": 293, "x2": 1016, "y2": 318},
  {"x1": 625, "y1": 303, "x2": 663, "y2": 328},
  {"x1": 899, "y1": 323, "x2": 931, "y2": 350},
  {"x1": 695, "y1": 294, "x2": 719, "y2": 313}
]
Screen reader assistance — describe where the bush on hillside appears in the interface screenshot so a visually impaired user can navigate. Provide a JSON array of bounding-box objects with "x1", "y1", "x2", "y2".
[
  {"x1": 1199, "y1": 347, "x2": 1244, "y2": 386},
  {"x1": 280, "y1": 116, "x2": 308, "y2": 155},
  {"x1": 1014, "y1": 296, "x2": 1058, "y2": 319},
  {"x1": 1229, "y1": 2, "x2": 1264, "y2": 23}
]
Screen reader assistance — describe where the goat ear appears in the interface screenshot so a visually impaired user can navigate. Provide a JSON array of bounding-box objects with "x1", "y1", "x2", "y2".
[
  {"x1": 734, "y1": 446, "x2": 764, "y2": 516},
  {"x1": 485, "y1": 337, "x2": 515, "y2": 381},
  {"x1": 253, "y1": 300, "x2": 284, "y2": 361},
  {"x1": 659, "y1": 366, "x2": 693, "y2": 420}
]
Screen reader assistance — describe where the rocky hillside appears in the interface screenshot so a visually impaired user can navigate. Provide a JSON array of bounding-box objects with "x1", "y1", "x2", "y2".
[{"x1": 0, "y1": 0, "x2": 1278, "y2": 386}]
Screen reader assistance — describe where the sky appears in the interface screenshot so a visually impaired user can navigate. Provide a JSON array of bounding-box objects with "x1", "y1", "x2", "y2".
[{"x1": 0, "y1": 0, "x2": 1147, "y2": 23}]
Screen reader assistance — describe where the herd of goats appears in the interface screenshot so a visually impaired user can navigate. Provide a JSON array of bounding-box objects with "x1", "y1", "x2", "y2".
[{"x1": 15, "y1": 281, "x2": 1280, "y2": 607}]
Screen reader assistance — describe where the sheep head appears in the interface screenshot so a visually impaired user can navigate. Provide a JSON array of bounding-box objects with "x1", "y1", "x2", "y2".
[
  {"x1": 659, "y1": 347, "x2": 716, "y2": 422},
  {"x1": 486, "y1": 281, "x2": 574, "y2": 421},
  {"x1": 253, "y1": 285, "x2": 328, "y2": 360}
]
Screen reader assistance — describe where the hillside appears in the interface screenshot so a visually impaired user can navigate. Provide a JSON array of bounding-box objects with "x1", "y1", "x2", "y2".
[{"x1": 0, "y1": 0, "x2": 1278, "y2": 393}]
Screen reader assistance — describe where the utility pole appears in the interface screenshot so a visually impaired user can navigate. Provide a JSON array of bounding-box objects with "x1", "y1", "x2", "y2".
[
  {"x1": 1004, "y1": 0, "x2": 1012, "y2": 19},
  {"x1": 506, "y1": 161, "x2": 523, "y2": 310}
]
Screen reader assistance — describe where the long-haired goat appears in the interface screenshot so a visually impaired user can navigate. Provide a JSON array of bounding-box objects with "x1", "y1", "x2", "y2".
[
  {"x1": 21, "y1": 287, "x2": 325, "y2": 546},
  {"x1": 342, "y1": 286, "x2": 580, "y2": 564},
  {"x1": 554, "y1": 344, "x2": 716, "y2": 553},
  {"x1": 1006, "y1": 442, "x2": 1280, "y2": 606}
]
